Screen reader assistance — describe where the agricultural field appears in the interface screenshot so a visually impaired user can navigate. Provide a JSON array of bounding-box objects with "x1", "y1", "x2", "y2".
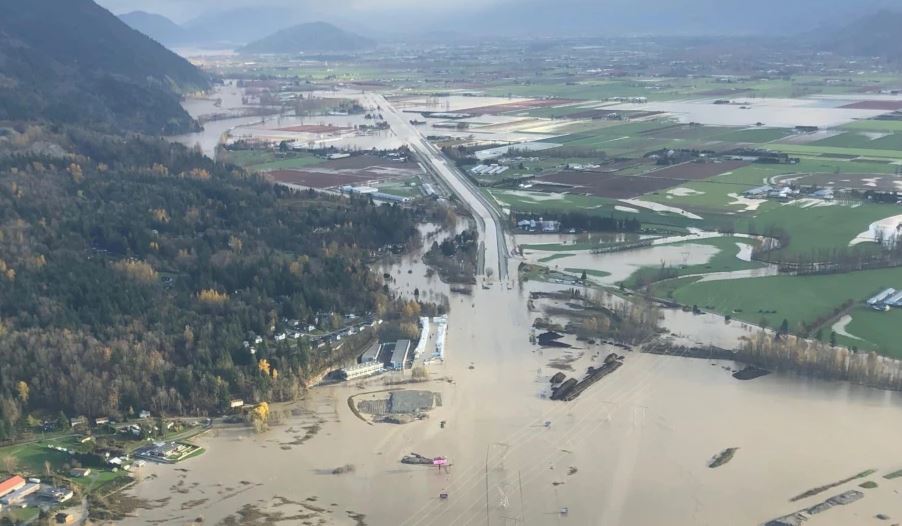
[
  {"x1": 652, "y1": 266, "x2": 902, "y2": 357},
  {"x1": 842, "y1": 307, "x2": 902, "y2": 356},
  {"x1": 535, "y1": 160, "x2": 746, "y2": 199},
  {"x1": 811, "y1": 131, "x2": 902, "y2": 151},
  {"x1": 375, "y1": 177, "x2": 424, "y2": 198},
  {"x1": 263, "y1": 154, "x2": 424, "y2": 190},
  {"x1": 843, "y1": 119, "x2": 902, "y2": 133},
  {"x1": 223, "y1": 149, "x2": 324, "y2": 172},
  {"x1": 767, "y1": 142, "x2": 902, "y2": 161},
  {"x1": 485, "y1": 79, "x2": 701, "y2": 101},
  {"x1": 734, "y1": 202, "x2": 896, "y2": 257},
  {"x1": 485, "y1": 75, "x2": 902, "y2": 104},
  {"x1": 0, "y1": 437, "x2": 133, "y2": 495},
  {"x1": 713, "y1": 127, "x2": 796, "y2": 143},
  {"x1": 486, "y1": 189, "x2": 699, "y2": 229}
]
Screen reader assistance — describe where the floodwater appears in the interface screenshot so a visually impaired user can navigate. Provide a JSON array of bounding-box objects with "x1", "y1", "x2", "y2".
[
  {"x1": 521, "y1": 231, "x2": 781, "y2": 285},
  {"x1": 610, "y1": 97, "x2": 890, "y2": 128},
  {"x1": 122, "y1": 273, "x2": 902, "y2": 525},
  {"x1": 523, "y1": 242, "x2": 721, "y2": 285},
  {"x1": 121, "y1": 242, "x2": 902, "y2": 526}
]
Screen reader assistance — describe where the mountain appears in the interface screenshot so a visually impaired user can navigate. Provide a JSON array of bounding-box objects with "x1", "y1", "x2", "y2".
[
  {"x1": 240, "y1": 22, "x2": 375, "y2": 54},
  {"x1": 423, "y1": 0, "x2": 900, "y2": 37},
  {"x1": 119, "y1": 10, "x2": 189, "y2": 47},
  {"x1": 821, "y1": 11, "x2": 902, "y2": 62},
  {"x1": 182, "y1": 7, "x2": 306, "y2": 46},
  {"x1": 0, "y1": 0, "x2": 210, "y2": 135}
]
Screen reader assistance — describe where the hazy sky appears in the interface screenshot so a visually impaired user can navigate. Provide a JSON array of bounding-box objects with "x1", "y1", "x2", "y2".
[
  {"x1": 97, "y1": 0, "x2": 900, "y2": 37},
  {"x1": 96, "y1": 0, "x2": 499, "y2": 22}
]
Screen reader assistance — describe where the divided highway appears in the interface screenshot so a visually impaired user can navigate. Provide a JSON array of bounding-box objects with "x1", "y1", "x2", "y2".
[{"x1": 369, "y1": 93, "x2": 509, "y2": 282}]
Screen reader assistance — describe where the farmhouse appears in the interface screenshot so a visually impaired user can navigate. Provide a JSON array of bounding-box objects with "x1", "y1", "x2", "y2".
[
  {"x1": 517, "y1": 219, "x2": 561, "y2": 233},
  {"x1": 0, "y1": 483, "x2": 40, "y2": 506},
  {"x1": 0, "y1": 476, "x2": 25, "y2": 499}
]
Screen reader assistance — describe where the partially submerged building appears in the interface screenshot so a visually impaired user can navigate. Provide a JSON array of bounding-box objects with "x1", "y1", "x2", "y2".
[
  {"x1": 360, "y1": 342, "x2": 381, "y2": 363},
  {"x1": 389, "y1": 339, "x2": 411, "y2": 370},
  {"x1": 340, "y1": 361, "x2": 384, "y2": 381},
  {"x1": 432, "y1": 316, "x2": 448, "y2": 362}
]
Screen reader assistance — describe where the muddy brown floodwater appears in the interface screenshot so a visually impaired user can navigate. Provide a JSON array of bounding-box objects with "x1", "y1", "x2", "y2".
[{"x1": 121, "y1": 248, "x2": 902, "y2": 526}]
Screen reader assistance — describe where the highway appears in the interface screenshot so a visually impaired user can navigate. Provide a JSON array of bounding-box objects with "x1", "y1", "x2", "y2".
[{"x1": 367, "y1": 93, "x2": 509, "y2": 282}]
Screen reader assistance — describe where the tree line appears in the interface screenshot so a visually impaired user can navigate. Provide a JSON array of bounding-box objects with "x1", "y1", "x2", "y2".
[{"x1": 0, "y1": 129, "x2": 423, "y2": 439}]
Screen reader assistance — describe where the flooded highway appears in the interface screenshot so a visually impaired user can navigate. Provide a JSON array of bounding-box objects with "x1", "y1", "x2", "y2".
[{"x1": 123, "y1": 245, "x2": 902, "y2": 526}]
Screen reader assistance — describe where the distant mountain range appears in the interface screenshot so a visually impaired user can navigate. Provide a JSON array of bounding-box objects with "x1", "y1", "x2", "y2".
[
  {"x1": 0, "y1": 0, "x2": 210, "y2": 135},
  {"x1": 181, "y1": 7, "x2": 307, "y2": 47},
  {"x1": 119, "y1": 10, "x2": 190, "y2": 47},
  {"x1": 117, "y1": 8, "x2": 374, "y2": 54},
  {"x1": 821, "y1": 10, "x2": 902, "y2": 62},
  {"x1": 240, "y1": 22, "x2": 375, "y2": 54}
]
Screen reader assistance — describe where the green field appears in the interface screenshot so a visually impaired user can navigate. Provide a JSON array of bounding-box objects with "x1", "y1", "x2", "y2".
[
  {"x1": 563, "y1": 268, "x2": 612, "y2": 278},
  {"x1": 714, "y1": 127, "x2": 796, "y2": 143},
  {"x1": 842, "y1": 307, "x2": 902, "y2": 355},
  {"x1": 376, "y1": 177, "x2": 423, "y2": 198},
  {"x1": 224, "y1": 150, "x2": 324, "y2": 172},
  {"x1": 654, "y1": 266, "x2": 902, "y2": 357},
  {"x1": 813, "y1": 132, "x2": 902, "y2": 151},
  {"x1": 550, "y1": 120, "x2": 756, "y2": 156},
  {"x1": 768, "y1": 143, "x2": 902, "y2": 161},
  {"x1": 843, "y1": 120, "x2": 902, "y2": 133},
  {"x1": 487, "y1": 189, "x2": 698, "y2": 230},
  {"x1": 735, "y1": 202, "x2": 893, "y2": 256},
  {"x1": 485, "y1": 79, "x2": 698, "y2": 101}
]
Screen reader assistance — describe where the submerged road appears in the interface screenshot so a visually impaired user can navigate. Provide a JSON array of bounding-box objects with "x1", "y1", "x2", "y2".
[{"x1": 367, "y1": 93, "x2": 509, "y2": 282}]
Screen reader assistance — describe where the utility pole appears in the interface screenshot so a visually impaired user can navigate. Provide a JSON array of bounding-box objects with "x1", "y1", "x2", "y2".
[{"x1": 485, "y1": 446, "x2": 491, "y2": 526}]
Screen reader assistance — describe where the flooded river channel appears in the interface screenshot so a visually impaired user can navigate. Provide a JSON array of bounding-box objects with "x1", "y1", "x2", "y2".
[{"x1": 121, "y1": 232, "x2": 902, "y2": 526}]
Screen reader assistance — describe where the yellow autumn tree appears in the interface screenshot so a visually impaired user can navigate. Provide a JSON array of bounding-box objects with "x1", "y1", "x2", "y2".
[
  {"x1": 186, "y1": 168, "x2": 210, "y2": 180},
  {"x1": 197, "y1": 289, "x2": 228, "y2": 304},
  {"x1": 401, "y1": 300, "x2": 421, "y2": 319},
  {"x1": 257, "y1": 358, "x2": 271, "y2": 376},
  {"x1": 16, "y1": 381, "x2": 29, "y2": 403},
  {"x1": 151, "y1": 208, "x2": 170, "y2": 223},
  {"x1": 228, "y1": 235, "x2": 243, "y2": 253},
  {"x1": 250, "y1": 402, "x2": 270, "y2": 433},
  {"x1": 150, "y1": 163, "x2": 169, "y2": 176},
  {"x1": 67, "y1": 163, "x2": 84, "y2": 183},
  {"x1": 112, "y1": 260, "x2": 158, "y2": 283},
  {"x1": 0, "y1": 259, "x2": 14, "y2": 281}
]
